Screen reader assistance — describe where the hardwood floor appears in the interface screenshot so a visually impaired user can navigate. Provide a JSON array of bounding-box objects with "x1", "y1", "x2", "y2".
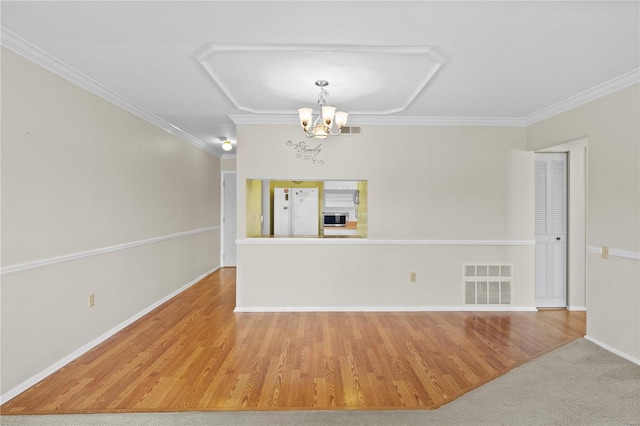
[{"x1": 1, "y1": 268, "x2": 586, "y2": 414}]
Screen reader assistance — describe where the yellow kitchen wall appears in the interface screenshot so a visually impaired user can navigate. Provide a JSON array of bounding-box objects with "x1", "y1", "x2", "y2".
[
  {"x1": 245, "y1": 179, "x2": 263, "y2": 237},
  {"x1": 357, "y1": 180, "x2": 368, "y2": 238}
]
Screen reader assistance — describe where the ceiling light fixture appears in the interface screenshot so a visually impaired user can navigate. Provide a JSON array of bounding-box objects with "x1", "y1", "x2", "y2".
[
  {"x1": 219, "y1": 136, "x2": 233, "y2": 151},
  {"x1": 298, "y1": 80, "x2": 348, "y2": 139}
]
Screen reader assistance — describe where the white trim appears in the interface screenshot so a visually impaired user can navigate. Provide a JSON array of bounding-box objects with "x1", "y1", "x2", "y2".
[
  {"x1": 199, "y1": 44, "x2": 446, "y2": 115},
  {"x1": 0, "y1": 266, "x2": 220, "y2": 404},
  {"x1": 234, "y1": 305, "x2": 537, "y2": 313},
  {"x1": 567, "y1": 306, "x2": 587, "y2": 311},
  {"x1": 584, "y1": 335, "x2": 640, "y2": 366},
  {"x1": 587, "y1": 246, "x2": 640, "y2": 261},
  {"x1": 0, "y1": 226, "x2": 220, "y2": 277},
  {"x1": 230, "y1": 69, "x2": 639, "y2": 128},
  {"x1": 197, "y1": 43, "x2": 449, "y2": 59},
  {"x1": 352, "y1": 116, "x2": 527, "y2": 127},
  {"x1": 526, "y1": 68, "x2": 640, "y2": 125},
  {"x1": 237, "y1": 238, "x2": 535, "y2": 246},
  {"x1": 0, "y1": 27, "x2": 222, "y2": 158},
  {"x1": 229, "y1": 114, "x2": 527, "y2": 127}
]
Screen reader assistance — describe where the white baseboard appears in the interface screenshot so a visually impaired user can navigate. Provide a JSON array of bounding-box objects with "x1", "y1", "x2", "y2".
[
  {"x1": 234, "y1": 305, "x2": 537, "y2": 313},
  {"x1": 584, "y1": 335, "x2": 640, "y2": 366},
  {"x1": 0, "y1": 266, "x2": 220, "y2": 404},
  {"x1": 567, "y1": 306, "x2": 587, "y2": 311}
]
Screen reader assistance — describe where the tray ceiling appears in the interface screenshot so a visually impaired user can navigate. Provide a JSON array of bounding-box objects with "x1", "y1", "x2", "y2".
[{"x1": 198, "y1": 45, "x2": 446, "y2": 115}]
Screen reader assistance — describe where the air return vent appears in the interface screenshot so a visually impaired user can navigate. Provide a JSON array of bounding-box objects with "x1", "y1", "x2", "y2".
[
  {"x1": 464, "y1": 265, "x2": 512, "y2": 305},
  {"x1": 340, "y1": 126, "x2": 361, "y2": 135}
]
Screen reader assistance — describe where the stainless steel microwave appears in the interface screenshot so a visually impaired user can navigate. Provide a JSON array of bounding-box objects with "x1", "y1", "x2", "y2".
[{"x1": 323, "y1": 212, "x2": 348, "y2": 227}]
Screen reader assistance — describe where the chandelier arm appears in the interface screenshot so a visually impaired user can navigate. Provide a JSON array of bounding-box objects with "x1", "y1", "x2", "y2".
[
  {"x1": 328, "y1": 126, "x2": 343, "y2": 136},
  {"x1": 312, "y1": 114, "x2": 322, "y2": 129}
]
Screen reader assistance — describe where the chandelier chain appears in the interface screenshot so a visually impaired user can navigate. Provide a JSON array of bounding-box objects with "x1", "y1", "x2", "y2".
[{"x1": 317, "y1": 87, "x2": 328, "y2": 106}]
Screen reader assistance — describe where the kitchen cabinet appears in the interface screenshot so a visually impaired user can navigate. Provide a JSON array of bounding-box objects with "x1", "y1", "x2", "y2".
[{"x1": 323, "y1": 180, "x2": 358, "y2": 190}]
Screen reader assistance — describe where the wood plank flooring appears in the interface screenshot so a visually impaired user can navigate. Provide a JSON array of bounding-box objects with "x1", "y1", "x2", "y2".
[{"x1": 1, "y1": 268, "x2": 586, "y2": 414}]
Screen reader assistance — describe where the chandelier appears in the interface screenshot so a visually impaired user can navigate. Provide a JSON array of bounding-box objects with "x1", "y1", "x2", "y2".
[{"x1": 298, "y1": 80, "x2": 348, "y2": 139}]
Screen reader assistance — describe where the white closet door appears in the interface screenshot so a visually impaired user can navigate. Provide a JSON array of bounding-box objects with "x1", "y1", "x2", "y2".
[{"x1": 535, "y1": 153, "x2": 567, "y2": 307}]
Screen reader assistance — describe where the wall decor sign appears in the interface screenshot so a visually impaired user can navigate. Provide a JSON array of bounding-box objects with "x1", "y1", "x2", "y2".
[{"x1": 286, "y1": 140, "x2": 325, "y2": 165}]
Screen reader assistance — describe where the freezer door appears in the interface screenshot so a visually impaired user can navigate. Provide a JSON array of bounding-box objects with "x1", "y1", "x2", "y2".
[
  {"x1": 292, "y1": 188, "x2": 319, "y2": 236},
  {"x1": 273, "y1": 187, "x2": 291, "y2": 236}
]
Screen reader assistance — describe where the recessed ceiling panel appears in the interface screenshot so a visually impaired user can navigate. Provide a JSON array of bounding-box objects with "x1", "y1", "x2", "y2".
[{"x1": 197, "y1": 45, "x2": 446, "y2": 115}]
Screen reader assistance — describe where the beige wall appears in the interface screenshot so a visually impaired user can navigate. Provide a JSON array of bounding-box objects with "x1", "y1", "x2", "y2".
[
  {"x1": 1, "y1": 48, "x2": 221, "y2": 396},
  {"x1": 236, "y1": 124, "x2": 535, "y2": 310},
  {"x1": 220, "y1": 157, "x2": 237, "y2": 171},
  {"x1": 528, "y1": 83, "x2": 640, "y2": 361}
]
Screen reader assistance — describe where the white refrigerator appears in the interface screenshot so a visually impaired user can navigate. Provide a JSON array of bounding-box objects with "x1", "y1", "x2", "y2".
[{"x1": 274, "y1": 187, "x2": 319, "y2": 236}]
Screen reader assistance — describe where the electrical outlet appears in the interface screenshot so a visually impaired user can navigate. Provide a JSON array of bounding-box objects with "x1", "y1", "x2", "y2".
[
  {"x1": 88, "y1": 294, "x2": 95, "y2": 308},
  {"x1": 409, "y1": 272, "x2": 417, "y2": 283},
  {"x1": 602, "y1": 246, "x2": 609, "y2": 259}
]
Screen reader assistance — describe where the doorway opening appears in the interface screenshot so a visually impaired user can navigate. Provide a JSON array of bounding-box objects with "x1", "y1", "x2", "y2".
[{"x1": 534, "y1": 139, "x2": 588, "y2": 311}]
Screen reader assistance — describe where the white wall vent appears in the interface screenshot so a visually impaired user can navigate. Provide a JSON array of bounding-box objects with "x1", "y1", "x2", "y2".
[
  {"x1": 340, "y1": 126, "x2": 361, "y2": 135},
  {"x1": 464, "y1": 265, "x2": 512, "y2": 305}
]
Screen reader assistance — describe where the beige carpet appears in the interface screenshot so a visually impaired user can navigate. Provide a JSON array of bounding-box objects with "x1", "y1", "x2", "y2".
[{"x1": 2, "y1": 339, "x2": 638, "y2": 425}]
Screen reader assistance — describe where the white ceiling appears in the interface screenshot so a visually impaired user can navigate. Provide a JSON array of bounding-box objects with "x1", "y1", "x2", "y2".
[{"x1": 1, "y1": 1, "x2": 639, "y2": 156}]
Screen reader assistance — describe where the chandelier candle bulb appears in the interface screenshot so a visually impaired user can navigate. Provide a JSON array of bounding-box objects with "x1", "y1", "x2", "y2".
[
  {"x1": 298, "y1": 107, "x2": 313, "y2": 131},
  {"x1": 322, "y1": 105, "x2": 336, "y2": 126},
  {"x1": 335, "y1": 111, "x2": 349, "y2": 128}
]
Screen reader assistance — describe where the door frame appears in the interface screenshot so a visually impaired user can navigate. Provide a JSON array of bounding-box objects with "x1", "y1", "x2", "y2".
[{"x1": 536, "y1": 138, "x2": 588, "y2": 311}]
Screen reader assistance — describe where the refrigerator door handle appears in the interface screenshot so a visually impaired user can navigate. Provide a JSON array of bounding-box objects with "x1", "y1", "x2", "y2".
[{"x1": 353, "y1": 190, "x2": 360, "y2": 219}]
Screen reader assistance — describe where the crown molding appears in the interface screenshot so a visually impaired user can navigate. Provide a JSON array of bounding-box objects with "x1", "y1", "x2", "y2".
[
  {"x1": 230, "y1": 114, "x2": 527, "y2": 127},
  {"x1": 354, "y1": 116, "x2": 528, "y2": 127},
  {"x1": 230, "y1": 67, "x2": 639, "y2": 128},
  {"x1": 3, "y1": 27, "x2": 636, "y2": 139},
  {"x1": 525, "y1": 68, "x2": 640, "y2": 125},
  {"x1": 0, "y1": 27, "x2": 222, "y2": 158}
]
